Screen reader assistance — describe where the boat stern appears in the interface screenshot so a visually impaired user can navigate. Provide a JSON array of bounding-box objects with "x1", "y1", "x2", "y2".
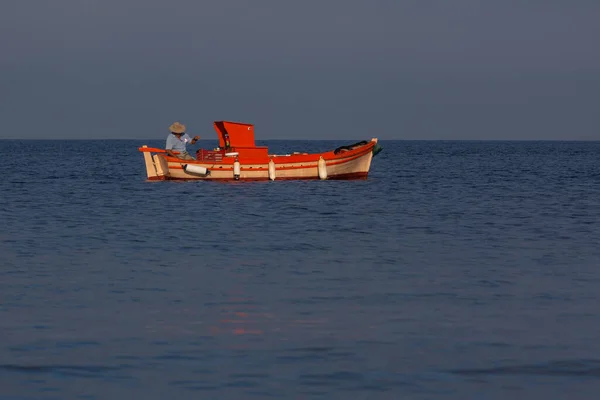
[{"x1": 139, "y1": 145, "x2": 169, "y2": 180}]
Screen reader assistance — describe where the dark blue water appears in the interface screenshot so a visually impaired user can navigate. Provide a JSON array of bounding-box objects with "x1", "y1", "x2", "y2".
[{"x1": 2, "y1": 140, "x2": 600, "y2": 399}]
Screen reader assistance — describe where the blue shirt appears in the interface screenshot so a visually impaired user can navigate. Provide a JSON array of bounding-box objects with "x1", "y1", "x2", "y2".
[{"x1": 166, "y1": 133, "x2": 192, "y2": 153}]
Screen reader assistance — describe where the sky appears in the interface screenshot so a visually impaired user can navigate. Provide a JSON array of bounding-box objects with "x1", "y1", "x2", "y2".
[{"x1": 1, "y1": 0, "x2": 599, "y2": 140}]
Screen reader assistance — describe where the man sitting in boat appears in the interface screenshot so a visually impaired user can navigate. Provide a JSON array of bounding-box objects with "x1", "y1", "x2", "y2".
[{"x1": 165, "y1": 121, "x2": 200, "y2": 160}]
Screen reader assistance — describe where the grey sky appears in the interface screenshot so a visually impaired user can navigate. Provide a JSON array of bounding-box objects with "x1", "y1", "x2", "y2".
[{"x1": 1, "y1": 0, "x2": 598, "y2": 140}]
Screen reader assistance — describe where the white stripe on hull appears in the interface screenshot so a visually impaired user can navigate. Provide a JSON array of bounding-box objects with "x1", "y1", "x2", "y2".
[{"x1": 159, "y1": 151, "x2": 374, "y2": 180}]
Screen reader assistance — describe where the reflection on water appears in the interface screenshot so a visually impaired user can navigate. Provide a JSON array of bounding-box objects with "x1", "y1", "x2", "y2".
[{"x1": 212, "y1": 296, "x2": 266, "y2": 337}]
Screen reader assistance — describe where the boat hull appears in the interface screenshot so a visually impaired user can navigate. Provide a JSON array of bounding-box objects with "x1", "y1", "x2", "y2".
[{"x1": 140, "y1": 139, "x2": 378, "y2": 181}]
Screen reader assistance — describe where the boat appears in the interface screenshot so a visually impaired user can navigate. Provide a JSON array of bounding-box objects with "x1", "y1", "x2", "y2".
[{"x1": 138, "y1": 120, "x2": 381, "y2": 181}]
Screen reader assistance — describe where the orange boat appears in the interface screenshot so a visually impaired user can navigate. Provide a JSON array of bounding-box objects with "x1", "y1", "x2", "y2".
[{"x1": 138, "y1": 121, "x2": 381, "y2": 181}]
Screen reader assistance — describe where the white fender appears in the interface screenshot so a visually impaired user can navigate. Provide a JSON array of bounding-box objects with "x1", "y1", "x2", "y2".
[
  {"x1": 183, "y1": 164, "x2": 209, "y2": 176},
  {"x1": 318, "y1": 156, "x2": 327, "y2": 180},
  {"x1": 268, "y1": 159, "x2": 276, "y2": 181},
  {"x1": 233, "y1": 159, "x2": 241, "y2": 180}
]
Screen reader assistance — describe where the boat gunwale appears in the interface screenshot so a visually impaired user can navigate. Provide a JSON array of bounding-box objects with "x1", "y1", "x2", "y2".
[{"x1": 142, "y1": 139, "x2": 377, "y2": 166}]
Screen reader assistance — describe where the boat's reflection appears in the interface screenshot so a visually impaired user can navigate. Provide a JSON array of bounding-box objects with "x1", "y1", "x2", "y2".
[
  {"x1": 205, "y1": 277, "x2": 332, "y2": 341},
  {"x1": 210, "y1": 303, "x2": 265, "y2": 336},
  {"x1": 208, "y1": 286, "x2": 266, "y2": 337}
]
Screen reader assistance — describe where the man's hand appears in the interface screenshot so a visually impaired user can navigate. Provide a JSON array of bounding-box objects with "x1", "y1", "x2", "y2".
[{"x1": 193, "y1": 135, "x2": 200, "y2": 141}]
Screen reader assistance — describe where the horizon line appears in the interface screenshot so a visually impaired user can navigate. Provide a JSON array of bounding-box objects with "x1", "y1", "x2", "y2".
[{"x1": 1, "y1": 138, "x2": 599, "y2": 142}]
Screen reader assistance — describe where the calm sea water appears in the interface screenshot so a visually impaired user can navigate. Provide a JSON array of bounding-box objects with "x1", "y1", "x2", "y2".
[{"x1": 1, "y1": 140, "x2": 600, "y2": 399}]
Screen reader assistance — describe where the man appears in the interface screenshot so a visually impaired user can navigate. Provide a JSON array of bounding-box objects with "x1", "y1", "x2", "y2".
[{"x1": 165, "y1": 121, "x2": 200, "y2": 160}]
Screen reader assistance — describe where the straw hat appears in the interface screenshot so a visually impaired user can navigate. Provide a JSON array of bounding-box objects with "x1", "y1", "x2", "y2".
[{"x1": 169, "y1": 121, "x2": 186, "y2": 134}]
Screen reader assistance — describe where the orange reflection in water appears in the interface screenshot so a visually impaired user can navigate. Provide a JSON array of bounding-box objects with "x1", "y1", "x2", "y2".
[
  {"x1": 208, "y1": 293, "x2": 266, "y2": 337},
  {"x1": 206, "y1": 272, "x2": 333, "y2": 340}
]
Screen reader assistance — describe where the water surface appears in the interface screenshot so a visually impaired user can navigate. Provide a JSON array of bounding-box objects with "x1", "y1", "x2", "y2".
[{"x1": 1, "y1": 140, "x2": 600, "y2": 399}]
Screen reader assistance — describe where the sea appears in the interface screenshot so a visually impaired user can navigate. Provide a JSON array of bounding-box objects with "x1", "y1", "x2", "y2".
[{"x1": 1, "y1": 139, "x2": 600, "y2": 400}]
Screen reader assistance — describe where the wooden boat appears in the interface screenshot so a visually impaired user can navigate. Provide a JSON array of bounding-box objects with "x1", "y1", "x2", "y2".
[{"x1": 138, "y1": 121, "x2": 381, "y2": 181}]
